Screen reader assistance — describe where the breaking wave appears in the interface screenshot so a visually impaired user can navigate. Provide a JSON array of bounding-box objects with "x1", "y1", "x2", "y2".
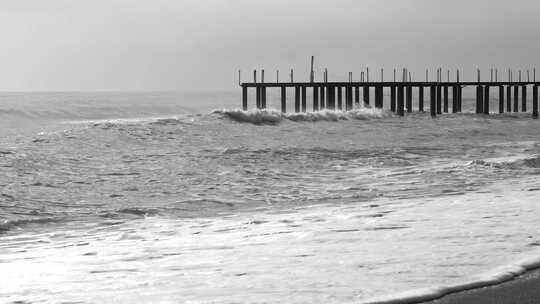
[
  {"x1": 0, "y1": 217, "x2": 64, "y2": 234},
  {"x1": 470, "y1": 154, "x2": 540, "y2": 170},
  {"x1": 212, "y1": 108, "x2": 391, "y2": 125}
]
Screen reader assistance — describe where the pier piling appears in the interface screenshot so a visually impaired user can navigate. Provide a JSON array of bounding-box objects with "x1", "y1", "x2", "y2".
[
  {"x1": 313, "y1": 86, "x2": 319, "y2": 111},
  {"x1": 262, "y1": 87, "x2": 267, "y2": 108},
  {"x1": 484, "y1": 86, "x2": 490, "y2": 114},
  {"x1": 374, "y1": 86, "x2": 381, "y2": 108},
  {"x1": 363, "y1": 86, "x2": 370, "y2": 105},
  {"x1": 436, "y1": 85, "x2": 442, "y2": 114},
  {"x1": 397, "y1": 85, "x2": 405, "y2": 116},
  {"x1": 320, "y1": 86, "x2": 325, "y2": 109},
  {"x1": 295, "y1": 86, "x2": 300, "y2": 112},
  {"x1": 514, "y1": 85, "x2": 519, "y2": 112},
  {"x1": 476, "y1": 86, "x2": 484, "y2": 114},
  {"x1": 522, "y1": 85, "x2": 527, "y2": 112},
  {"x1": 452, "y1": 85, "x2": 458, "y2": 113},
  {"x1": 444, "y1": 86, "x2": 449, "y2": 113},
  {"x1": 347, "y1": 86, "x2": 354, "y2": 110},
  {"x1": 256, "y1": 86, "x2": 261, "y2": 109},
  {"x1": 419, "y1": 86, "x2": 424, "y2": 112},
  {"x1": 430, "y1": 86, "x2": 436, "y2": 117},
  {"x1": 507, "y1": 85, "x2": 512, "y2": 112},
  {"x1": 242, "y1": 86, "x2": 248, "y2": 110},
  {"x1": 499, "y1": 86, "x2": 504, "y2": 114},
  {"x1": 281, "y1": 86, "x2": 286, "y2": 113},
  {"x1": 533, "y1": 85, "x2": 538, "y2": 118},
  {"x1": 391, "y1": 86, "x2": 396, "y2": 112},
  {"x1": 406, "y1": 86, "x2": 412, "y2": 112},
  {"x1": 337, "y1": 87, "x2": 343, "y2": 110},
  {"x1": 301, "y1": 86, "x2": 306, "y2": 112}
]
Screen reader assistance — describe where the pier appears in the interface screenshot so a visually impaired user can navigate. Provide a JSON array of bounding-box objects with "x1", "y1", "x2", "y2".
[{"x1": 239, "y1": 64, "x2": 539, "y2": 119}]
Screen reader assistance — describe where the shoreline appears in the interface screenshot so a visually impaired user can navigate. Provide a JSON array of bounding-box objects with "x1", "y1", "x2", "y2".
[
  {"x1": 361, "y1": 253, "x2": 540, "y2": 304},
  {"x1": 420, "y1": 267, "x2": 540, "y2": 304}
]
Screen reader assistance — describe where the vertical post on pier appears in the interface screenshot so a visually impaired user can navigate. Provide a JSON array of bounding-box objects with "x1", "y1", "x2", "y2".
[
  {"x1": 355, "y1": 86, "x2": 360, "y2": 106},
  {"x1": 507, "y1": 85, "x2": 512, "y2": 112},
  {"x1": 345, "y1": 85, "x2": 350, "y2": 110},
  {"x1": 430, "y1": 85, "x2": 436, "y2": 117},
  {"x1": 374, "y1": 86, "x2": 380, "y2": 109},
  {"x1": 533, "y1": 85, "x2": 538, "y2": 118},
  {"x1": 397, "y1": 85, "x2": 404, "y2": 116},
  {"x1": 379, "y1": 86, "x2": 385, "y2": 108},
  {"x1": 419, "y1": 86, "x2": 424, "y2": 112},
  {"x1": 476, "y1": 85, "x2": 484, "y2": 114},
  {"x1": 484, "y1": 86, "x2": 490, "y2": 114},
  {"x1": 301, "y1": 86, "x2": 307, "y2": 112},
  {"x1": 347, "y1": 85, "x2": 354, "y2": 110},
  {"x1": 406, "y1": 86, "x2": 412, "y2": 112},
  {"x1": 261, "y1": 88, "x2": 267, "y2": 109},
  {"x1": 451, "y1": 86, "x2": 457, "y2": 113},
  {"x1": 443, "y1": 86, "x2": 449, "y2": 113},
  {"x1": 522, "y1": 85, "x2": 527, "y2": 112},
  {"x1": 313, "y1": 86, "x2": 319, "y2": 111},
  {"x1": 256, "y1": 86, "x2": 261, "y2": 109},
  {"x1": 458, "y1": 86, "x2": 463, "y2": 112},
  {"x1": 436, "y1": 85, "x2": 442, "y2": 114},
  {"x1": 499, "y1": 86, "x2": 504, "y2": 114},
  {"x1": 514, "y1": 85, "x2": 519, "y2": 112},
  {"x1": 320, "y1": 86, "x2": 325, "y2": 109},
  {"x1": 242, "y1": 85, "x2": 248, "y2": 110},
  {"x1": 295, "y1": 86, "x2": 300, "y2": 112},
  {"x1": 363, "y1": 86, "x2": 370, "y2": 105},
  {"x1": 391, "y1": 86, "x2": 396, "y2": 112},
  {"x1": 337, "y1": 86, "x2": 343, "y2": 110},
  {"x1": 345, "y1": 83, "x2": 349, "y2": 109},
  {"x1": 280, "y1": 86, "x2": 286, "y2": 113},
  {"x1": 325, "y1": 85, "x2": 331, "y2": 109}
]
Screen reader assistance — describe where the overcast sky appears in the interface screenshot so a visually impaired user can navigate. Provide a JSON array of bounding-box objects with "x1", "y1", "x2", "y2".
[{"x1": 0, "y1": 0, "x2": 539, "y2": 91}]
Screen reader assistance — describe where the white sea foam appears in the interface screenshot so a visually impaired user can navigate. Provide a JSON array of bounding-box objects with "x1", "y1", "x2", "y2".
[
  {"x1": 2, "y1": 176, "x2": 540, "y2": 304},
  {"x1": 212, "y1": 108, "x2": 390, "y2": 124},
  {"x1": 361, "y1": 254, "x2": 540, "y2": 304}
]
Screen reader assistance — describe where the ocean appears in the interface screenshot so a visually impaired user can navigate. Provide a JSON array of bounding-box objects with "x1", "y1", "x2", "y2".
[{"x1": 1, "y1": 90, "x2": 539, "y2": 303}]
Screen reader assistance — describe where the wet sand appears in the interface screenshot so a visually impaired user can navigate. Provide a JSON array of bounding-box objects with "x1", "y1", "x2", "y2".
[{"x1": 421, "y1": 268, "x2": 540, "y2": 304}]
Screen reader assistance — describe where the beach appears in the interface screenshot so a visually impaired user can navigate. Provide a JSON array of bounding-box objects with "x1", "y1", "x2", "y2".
[{"x1": 422, "y1": 268, "x2": 540, "y2": 304}]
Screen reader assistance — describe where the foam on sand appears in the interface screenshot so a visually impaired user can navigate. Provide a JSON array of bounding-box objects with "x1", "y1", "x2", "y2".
[{"x1": 360, "y1": 254, "x2": 540, "y2": 304}]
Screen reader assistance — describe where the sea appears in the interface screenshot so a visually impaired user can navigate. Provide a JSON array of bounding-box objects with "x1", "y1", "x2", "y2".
[{"x1": 1, "y1": 90, "x2": 539, "y2": 304}]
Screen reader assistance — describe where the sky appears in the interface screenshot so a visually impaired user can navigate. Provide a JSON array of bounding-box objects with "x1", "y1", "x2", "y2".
[{"x1": 0, "y1": 0, "x2": 539, "y2": 91}]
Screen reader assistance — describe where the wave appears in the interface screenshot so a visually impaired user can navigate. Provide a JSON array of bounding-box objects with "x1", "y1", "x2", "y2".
[
  {"x1": 470, "y1": 154, "x2": 540, "y2": 170},
  {"x1": 361, "y1": 253, "x2": 540, "y2": 304},
  {"x1": 212, "y1": 108, "x2": 390, "y2": 125},
  {"x1": 0, "y1": 217, "x2": 63, "y2": 234}
]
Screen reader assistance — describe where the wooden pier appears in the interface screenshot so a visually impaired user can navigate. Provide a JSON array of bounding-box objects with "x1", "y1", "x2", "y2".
[{"x1": 240, "y1": 67, "x2": 539, "y2": 119}]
